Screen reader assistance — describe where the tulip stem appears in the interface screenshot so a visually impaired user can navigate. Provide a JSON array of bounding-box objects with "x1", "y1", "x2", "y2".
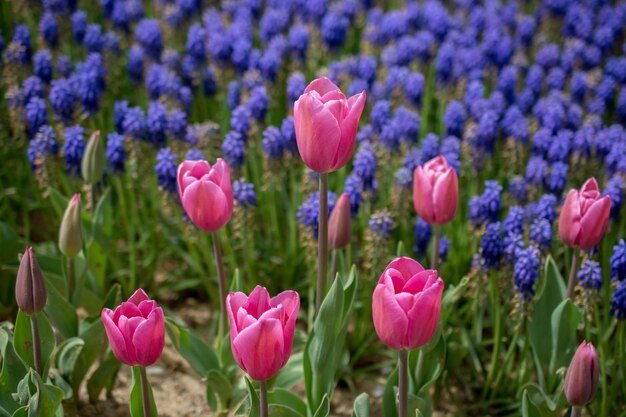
[
  {"x1": 570, "y1": 407, "x2": 580, "y2": 417},
  {"x1": 330, "y1": 249, "x2": 337, "y2": 283},
  {"x1": 316, "y1": 173, "x2": 329, "y2": 313},
  {"x1": 67, "y1": 257, "x2": 75, "y2": 304},
  {"x1": 398, "y1": 349, "x2": 408, "y2": 417},
  {"x1": 30, "y1": 314, "x2": 43, "y2": 376},
  {"x1": 259, "y1": 380, "x2": 268, "y2": 417},
  {"x1": 431, "y1": 227, "x2": 440, "y2": 269},
  {"x1": 139, "y1": 366, "x2": 152, "y2": 417},
  {"x1": 566, "y1": 252, "x2": 580, "y2": 300},
  {"x1": 212, "y1": 232, "x2": 227, "y2": 345}
]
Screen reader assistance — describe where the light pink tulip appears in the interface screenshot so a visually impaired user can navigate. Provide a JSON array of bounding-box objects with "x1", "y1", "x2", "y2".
[
  {"x1": 372, "y1": 257, "x2": 444, "y2": 350},
  {"x1": 177, "y1": 158, "x2": 233, "y2": 232},
  {"x1": 294, "y1": 77, "x2": 366, "y2": 173},
  {"x1": 564, "y1": 341, "x2": 600, "y2": 406},
  {"x1": 558, "y1": 178, "x2": 611, "y2": 250},
  {"x1": 102, "y1": 289, "x2": 165, "y2": 367},
  {"x1": 412, "y1": 156, "x2": 458, "y2": 225},
  {"x1": 328, "y1": 192, "x2": 352, "y2": 249},
  {"x1": 226, "y1": 286, "x2": 300, "y2": 381}
]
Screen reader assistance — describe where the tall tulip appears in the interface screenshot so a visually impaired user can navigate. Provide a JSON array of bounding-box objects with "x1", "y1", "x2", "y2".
[
  {"x1": 294, "y1": 77, "x2": 365, "y2": 313},
  {"x1": 413, "y1": 156, "x2": 458, "y2": 267},
  {"x1": 227, "y1": 286, "x2": 300, "y2": 417},
  {"x1": 177, "y1": 158, "x2": 233, "y2": 339},
  {"x1": 328, "y1": 193, "x2": 351, "y2": 250},
  {"x1": 372, "y1": 257, "x2": 444, "y2": 417},
  {"x1": 102, "y1": 289, "x2": 164, "y2": 417},
  {"x1": 558, "y1": 178, "x2": 611, "y2": 298},
  {"x1": 564, "y1": 341, "x2": 599, "y2": 415}
]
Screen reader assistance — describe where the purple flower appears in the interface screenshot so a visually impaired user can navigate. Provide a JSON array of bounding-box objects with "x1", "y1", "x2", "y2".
[
  {"x1": 135, "y1": 19, "x2": 163, "y2": 60},
  {"x1": 63, "y1": 125, "x2": 85, "y2": 175},
  {"x1": 50, "y1": 78, "x2": 75, "y2": 123},
  {"x1": 154, "y1": 147, "x2": 178, "y2": 193},
  {"x1": 106, "y1": 133, "x2": 126, "y2": 173}
]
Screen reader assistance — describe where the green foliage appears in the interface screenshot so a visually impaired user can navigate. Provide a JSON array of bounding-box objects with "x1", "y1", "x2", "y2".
[{"x1": 129, "y1": 367, "x2": 158, "y2": 417}]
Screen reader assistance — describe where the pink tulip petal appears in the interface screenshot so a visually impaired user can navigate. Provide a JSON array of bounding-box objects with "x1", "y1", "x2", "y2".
[
  {"x1": 413, "y1": 166, "x2": 435, "y2": 223},
  {"x1": 558, "y1": 189, "x2": 582, "y2": 246},
  {"x1": 395, "y1": 292, "x2": 415, "y2": 313},
  {"x1": 182, "y1": 180, "x2": 230, "y2": 232},
  {"x1": 132, "y1": 308, "x2": 165, "y2": 367},
  {"x1": 403, "y1": 270, "x2": 438, "y2": 294},
  {"x1": 405, "y1": 278, "x2": 444, "y2": 349},
  {"x1": 245, "y1": 286, "x2": 272, "y2": 318},
  {"x1": 232, "y1": 318, "x2": 285, "y2": 381},
  {"x1": 128, "y1": 289, "x2": 150, "y2": 305},
  {"x1": 120, "y1": 302, "x2": 142, "y2": 318},
  {"x1": 323, "y1": 99, "x2": 347, "y2": 124},
  {"x1": 334, "y1": 91, "x2": 366, "y2": 170},
  {"x1": 177, "y1": 161, "x2": 196, "y2": 198},
  {"x1": 372, "y1": 283, "x2": 408, "y2": 350},
  {"x1": 138, "y1": 300, "x2": 157, "y2": 318},
  {"x1": 432, "y1": 168, "x2": 458, "y2": 225},
  {"x1": 383, "y1": 257, "x2": 425, "y2": 283},
  {"x1": 271, "y1": 290, "x2": 299, "y2": 360},
  {"x1": 579, "y1": 196, "x2": 611, "y2": 249},
  {"x1": 304, "y1": 77, "x2": 340, "y2": 96},
  {"x1": 102, "y1": 309, "x2": 132, "y2": 365}
]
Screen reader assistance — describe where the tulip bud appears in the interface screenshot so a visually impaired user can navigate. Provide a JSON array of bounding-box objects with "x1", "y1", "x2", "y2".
[
  {"x1": 15, "y1": 247, "x2": 47, "y2": 314},
  {"x1": 413, "y1": 156, "x2": 459, "y2": 225},
  {"x1": 81, "y1": 131, "x2": 105, "y2": 184},
  {"x1": 372, "y1": 257, "x2": 444, "y2": 350},
  {"x1": 328, "y1": 193, "x2": 351, "y2": 249},
  {"x1": 58, "y1": 194, "x2": 83, "y2": 258},
  {"x1": 564, "y1": 341, "x2": 600, "y2": 407},
  {"x1": 558, "y1": 178, "x2": 611, "y2": 250}
]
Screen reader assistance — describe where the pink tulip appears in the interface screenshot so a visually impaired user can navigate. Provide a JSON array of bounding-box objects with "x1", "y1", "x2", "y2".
[
  {"x1": 294, "y1": 77, "x2": 366, "y2": 173},
  {"x1": 177, "y1": 158, "x2": 233, "y2": 232},
  {"x1": 226, "y1": 286, "x2": 300, "y2": 381},
  {"x1": 102, "y1": 289, "x2": 165, "y2": 367},
  {"x1": 558, "y1": 178, "x2": 611, "y2": 250},
  {"x1": 412, "y1": 156, "x2": 458, "y2": 225},
  {"x1": 564, "y1": 341, "x2": 600, "y2": 406},
  {"x1": 328, "y1": 192, "x2": 352, "y2": 249},
  {"x1": 372, "y1": 257, "x2": 444, "y2": 350}
]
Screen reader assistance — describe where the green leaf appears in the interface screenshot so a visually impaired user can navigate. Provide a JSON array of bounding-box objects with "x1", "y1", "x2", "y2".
[
  {"x1": 268, "y1": 388, "x2": 307, "y2": 417},
  {"x1": 0, "y1": 326, "x2": 28, "y2": 414},
  {"x1": 273, "y1": 352, "x2": 303, "y2": 390},
  {"x1": 13, "y1": 312, "x2": 56, "y2": 377},
  {"x1": 205, "y1": 370, "x2": 232, "y2": 411},
  {"x1": 415, "y1": 333, "x2": 447, "y2": 393},
  {"x1": 245, "y1": 378, "x2": 260, "y2": 417},
  {"x1": 164, "y1": 318, "x2": 219, "y2": 376},
  {"x1": 54, "y1": 338, "x2": 84, "y2": 377},
  {"x1": 550, "y1": 299, "x2": 582, "y2": 374},
  {"x1": 87, "y1": 352, "x2": 121, "y2": 402},
  {"x1": 267, "y1": 405, "x2": 304, "y2": 417},
  {"x1": 43, "y1": 276, "x2": 78, "y2": 339},
  {"x1": 521, "y1": 390, "x2": 543, "y2": 417},
  {"x1": 10, "y1": 407, "x2": 28, "y2": 417},
  {"x1": 312, "y1": 395, "x2": 330, "y2": 417},
  {"x1": 230, "y1": 268, "x2": 242, "y2": 292},
  {"x1": 351, "y1": 393, "x2": 370, "y2": 417},
  {"x1": 0, "y1": 221, "x2": 20, "y2": 264},
  {"x1": 382, "y1": 368, "x2": 398, "y2": 417},
  {"x1": 129, "y1": 367, "x2": 157, "y2": 417},
  {"x1": 71, "y1": 319, "x2": 106, "y2": 397},
  {"x1": 18, "y1": 371, "x2": 64, "y2": 417},
  {"x1": 528, "y1": 256, "x2": 565, "y2": 370}
]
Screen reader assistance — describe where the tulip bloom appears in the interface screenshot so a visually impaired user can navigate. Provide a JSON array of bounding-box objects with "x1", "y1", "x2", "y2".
[
  {"x1": 412, "y1": 156, "x2": 458, "y2": 225},
  {"x1": 102, "y1": 289, "x2": 165, "y2": 367},
  {"x1": 372, "y1": 257, "x2": 444, "y2": 350},
  {"x1": 294, "y1": 77, "x2": 366, "y2": 173},
  {"x1": 564, "y1": 341, "x2": 600, "y2": 407},
  {"x1": 177, "y1": 159, "x2": 233, "y2": 232},
  {"x1": 328, "y1": 192, "x2": 351, "y2": 249},
  {"x1": 558, "y1": 178, "x2": 611, "y2": 250},
  {"x1": 16, "y1": 247, "x2": 47, "y2": 315},
  {"x1": 226, "y1": 286, "x2": 300, "y2": 381}
]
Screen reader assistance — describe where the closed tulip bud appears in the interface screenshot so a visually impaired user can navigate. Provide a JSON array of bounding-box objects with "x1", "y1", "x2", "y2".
[
  {"x1": 413, "y1": 156, "x2": 459, "y2": 225},
  {"x1": 294, "y1": 77, "x2": 366, "y2": 173},
  {"x1": 558, "y1": 178, "x2": 611, "y2": 250},
  {"x1": 16, "y1": 247, "x2": 47, "y2": 314},
  {"x1": 227, "y1": 286, "x2": 300, "y2": 381},
  {"x1": 101, "y1": 289, "x2": 165, "y2": 367},
  {"x1": 328, "y1": 192, "x2": 351, "y2": 249},
  {"x1": 177, "y1": 159, "x2": 234, "y2": 232},
  {"x1": 58, "y1": 194, "x2": 83, "y2": 258},
  {"x1": 372, "y1": 257, "x2": 444, "y2": 350},
  {"x1": 81, "y1": 131, "x2": 105, "y2": 184},
  {"x1": 564, "y1": 341, "x2": 599, "y2": 407}
]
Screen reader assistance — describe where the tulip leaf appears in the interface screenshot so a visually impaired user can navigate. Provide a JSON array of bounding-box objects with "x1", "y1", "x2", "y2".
[
  {"x1": 351, "y1": 393, "x2": 370, "y2": 417},
  {"x1": 267, "y1": 405, "x2": 304, "y2": 417},
  {"x1": 71, "y1": 319, "x2": 106, "y2": 398},
  {"x1": 54, "y1": 337, "x2": 84, "y2": 378},
  {"x1": 0, "y1": 325, "x2": 28, "y2": 414},
  {"x1": 382, "y1": 368, "x2": 398, "y2": 417},
  {"x1": 245, "y1": 378, "x2": 260, "y2": 417},
  {"x1": 273, "y1": 352, "x2": 303, "y2": 390},
  {"x1": 312, "y1": 395, "x2": 329, "y2": 417},
  {"x1": 10, "y1": 407, "x2": 28, "y2": 417},
  {"x1": 164, "y1": 318, "x2": 220, "y2": 376},
  {"x1": 205, "y1": 369, "x2": 232, "y2": 411},
  {"x1": 521, "y1": 390, "x2": 544, "y2": 417},
  {"x1": 13, "y1": 311, "x2": 56, "y2": 378},
  {"x1": 268, "y1": 388, "x2": 307, "y2": 416},
  {"x1": 13, "y1": 370, "x2": 64, "y2": 417},
  {"x1": 129, "y1": 367, "x2": 158, "y2": 417},
  {"x1": 87, "y1": 352, "x2": 121, "y2": 402},
  {"x1": 43, "y1": 276, "x2": 78, "y2": 339},
  {"x1": 549, "y1": 299, "x2": 582, "y2": 375}
]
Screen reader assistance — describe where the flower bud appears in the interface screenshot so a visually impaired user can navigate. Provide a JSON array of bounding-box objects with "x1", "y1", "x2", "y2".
[
  {"x1": 564, "y1": 341, "x2": 600, "y2": 407},
  {"x1": 59, "y1": 194, "x2": 83, "y2": 258},
  {"x1": 81, "y1": 130, "x2": 104, "y2": 184},
  {"x1": 328, "y1": 192, "x2": 351, "y2": 249},
  {"x1": 16, "y1": 247, "x2": 47, "y2": 314}
]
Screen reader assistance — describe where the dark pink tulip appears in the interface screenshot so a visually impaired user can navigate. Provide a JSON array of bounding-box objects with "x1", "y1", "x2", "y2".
[
  {"x1": 101, "y1": 289, "x2": 165, "y2": 367},
  {"x1": 564, "y1": 341, "x2": 599, "y2": 407},
  {"x1": 177, "y1": 158, "x2": 233, "y2": 232},
  {"x1": 226, "y1": 286, "x2": 300, "y2": 381},
  {"x1": 328, "y1": 192, "x2": 351, "y2": 249},
  {"x1": 15, "y1": 247, "x2": 47, "y2": 314},
  {"x1": 558, "y1": 178, "x2": 611, "y2": 250},
  {"x1": 294, "y1": 77, "x2": 366, "y2": 173},
  {"x1": 372, "y1": 257, "x2": 444, "y2": 350},
  {"x1": 412, "y1": 156, "x2": 458, "y2": 225}
]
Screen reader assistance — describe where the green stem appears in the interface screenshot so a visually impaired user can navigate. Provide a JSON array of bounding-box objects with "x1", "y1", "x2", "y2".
[
  {"x1": 30, "y1": 315, "x2": 43, "y2": 376},
  {"x1": 139, "y1": 367, "x2": 152, "y2": 417},
  {"x1": 67, "y1": 257, "x2": 75, "y2": 304},
  {"x1": 431, "y1": 227, "x2": 440, "y2": 269},
  {"x1": 211, "y1": 232, "x2": 227, "y2": 344},
  {"x1": 316, "y1": 173, "x2": 329, "y2": 313},
  {"x1": 259, "y1": 380, "x2": 268, "y2": 417},
  {"x1": 330, "y1": 249, "x2": 337, "y2": 283},
  {"x1": 398, "y1": 350, "x2": 408, "y2": 417},
  {"x1": 566, "y1": 252, "x2": 580, "y2": 300},
  {"x1": 570, "y1": 407, "x2": 580, "y2": 417}
]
